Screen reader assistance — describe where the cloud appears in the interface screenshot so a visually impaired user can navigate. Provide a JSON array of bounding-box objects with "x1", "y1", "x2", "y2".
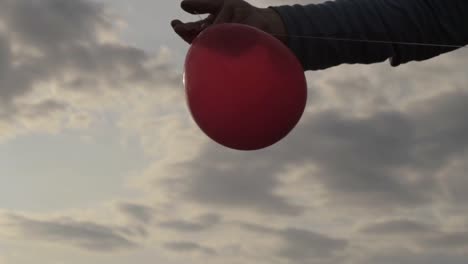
[
  {"x1": 278, "y1": 227, "x2": 348, "y2": 261},
  {"x1": 239, "y1": 222, "x2": 347, "y2": 261},
  {"x1": 0, "y1": 0, "x2": 181, "y2": 141},
  {"x1": 124, "y1": 46, "x2": 468, "y2": 264},
  {"x1": 2, "y1": 213, "x2": 138, "y2": 252},
  {"x1": 163, "y1": 241, "x2": 216, "y2": 255},
  {"x1": 360, "y1": 219, "x2": 435, "y2": 235},
  {"x1": 195, "y1": 90, "x2": 468, "y2": 209},
  {"x1": 421, "y1": 232, "x2": 468, "y2": 249},
  {"x1": 288, "y1": 110, "x2": 424, "y2": 206},
  {"x1": 159, "y1": 107, "x2": 421, "y2": 215},
  {"x1": 365, "y1": 248, "x2": 468, "y2": 264},
  {"x1": 118, "y1": 203, "x2": 154, "y2": 224},
  {"x1": 174, "y1": 148, "x2": 305, "y2": 215},
  {"x1": 407, "y1": 91, "x2": 468, "y2": 167},
  {"x1": 357, "y1": 216, "x2": 468, "y2": 259},
  {"x1": 2, "y1": 0, "x2": 468, "y2": 263},
  {"x1": 150, "y1": 87, "x2": 468, "y2": 218},
  {"x1": 1, "y1": 0, "x2": 111, "y2": 50},
  {"x1": 159, "y1": 213, "x2": 221, "y2": 232},
  {"x1": 434, "y1": 156, "x2": 468, "y2": 205},
  {"x1": 0, "y1": 0, "x2": 109, "y2": 103},
  {"x1": 129, "y1": 45, "x2": 468, "y2": 264}
]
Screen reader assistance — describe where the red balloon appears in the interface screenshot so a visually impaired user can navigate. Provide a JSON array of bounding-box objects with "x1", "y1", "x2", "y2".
[{"x1": 184, "y1": 23, "x2": 307, "y2": 151}]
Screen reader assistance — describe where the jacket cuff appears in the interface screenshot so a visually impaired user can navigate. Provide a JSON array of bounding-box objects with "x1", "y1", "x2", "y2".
[{"x1": 270, "y1": 5, "x2": 307, "y2": 69}]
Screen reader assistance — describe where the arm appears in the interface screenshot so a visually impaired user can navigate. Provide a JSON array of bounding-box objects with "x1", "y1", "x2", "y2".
[{"x1": 271, "y1": 0, "x2": 468, "y2": 70}]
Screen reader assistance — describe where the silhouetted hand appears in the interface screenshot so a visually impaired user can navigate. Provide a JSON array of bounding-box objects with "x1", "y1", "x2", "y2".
[{"x1": 171, "y1": 0, "x2": 287, "y2": 44}]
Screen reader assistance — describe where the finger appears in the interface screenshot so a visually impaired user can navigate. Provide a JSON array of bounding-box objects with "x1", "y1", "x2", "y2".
[
  {"x1": 171, "y1": 19, "x2": 184, "y2": 28},
  {"x1": 171, "y1": 20, "x2": 203, "y2": 43},
  {"x1": 171, "y1": 16, "x2": 215, "y2": 43},
  {"x1": 181, "y1": 0, "x2": 223, "y2": 15},
  {"x1": 171, "y1": 15, "x2": 214, "y2": 32},
  {"x1": 213, "y1": 5, "x2": 233, "y2": 24},
  {"x1": 171, "y1": 19, "x2": 203, "y2": 30}
]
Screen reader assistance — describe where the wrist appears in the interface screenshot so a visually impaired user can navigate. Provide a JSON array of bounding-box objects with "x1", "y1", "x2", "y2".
[{"x1": 263, "y1": 7, "x2": 288, "y2": 44}]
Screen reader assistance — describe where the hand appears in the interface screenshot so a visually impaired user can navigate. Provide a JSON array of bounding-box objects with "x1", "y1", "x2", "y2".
[{"x1": 171, "y1": 0, "x2": 287, "y2": 44}]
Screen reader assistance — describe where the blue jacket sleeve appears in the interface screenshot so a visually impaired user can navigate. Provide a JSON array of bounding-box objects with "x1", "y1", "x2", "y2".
[{"x1": 271, "y1": 0, "x2": 468, "y2": 71}]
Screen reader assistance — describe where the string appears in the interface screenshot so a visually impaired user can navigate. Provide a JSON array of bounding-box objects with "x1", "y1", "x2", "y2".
[
  {"x1": 191, "y1": 12, "x2": 466, "y2": 49},
  {"x1": 270, "y1": 34, "x2": 466, "y2": 49},
  {"x1": 194, "y1": 11, "x2": 204, "y2": 23},
  {"x1": 232, "y1": 29, "x2": 466, "y2": 48}
]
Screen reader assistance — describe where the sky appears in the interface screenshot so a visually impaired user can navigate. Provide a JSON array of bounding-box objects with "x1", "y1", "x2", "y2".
[{"x1": 0, "y1": 0, "x2": 468, "y2": 264}]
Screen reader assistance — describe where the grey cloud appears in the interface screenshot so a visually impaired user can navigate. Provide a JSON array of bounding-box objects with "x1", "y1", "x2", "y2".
[
  {"x1": 298, "y1": 90, "x2": 468, "y2": 208},
  {"x1": 171, "y1": 153, "x2": 304, "y2": 215},
  {"x1": 360, "y1": 219, "x2": 435, "y2": 235},
  {"x1": 290, "y1": 110, "x2": 424, "y2": 206},
  {"x1": 0, "y1": 0, "x2": 180, "y2": 129},
  {"x1": 160, "y1": 220, "x2": 206, "y2": 232},
  {"x1": 160, "y1": 213, "x2": 221, "y2": 232},
  {"x1": 60, "y1": 43, "x2": 153, "y2": 87},
  {"x1": 435, "y1": 157, "x2": 468, "y2": 205},
  {"x1": 285, "y1": 90, "x2": 468, "y2": 207},
  {"x1": 278, "y1": 228, "x2": 348, "y2": 261},
  {"x1": 118, "y1": 203, "x2": 154, "y2": 224},
  {"x1": 163, "y1": 86, "x2": 468, "y2": 216},
  {"x1": 19, "y1": 100, "x2": 68, "y2": 119},
  {"x1": 0, "y1": 35, "x2": 10, "y2": 83},
  {"x1": 359, "y1": 219, "x2": 468, "y2": 256},
  {"x1": 5, "y1": 213, "x2": 138, "y2": 252},
  {"x1": 0, "y1": 0, "x2": 104, "y2": 102},
  {"x1": 163, "y1": 241, "x2": 216, "y2": 255},
  {"x1": 148, "y1": 57, "x2": 468, "y2": 264},
  {"x1": 407, "y1": 91, "x2": 468, "y2": 168},
  {"x1": 198, "y1": 213, "x2": 221, "y2": 225},
  {"x1": 238, "y1": 222, "x2": 278, "y2": 234},
  {"x1": 239, "y1": 222, "x2": 347, "y2": 261},
  {"x1": 422, "y1": 231, "x2": 468, "y2": 249},
  {"x1": 365, "y1": 248, "x2": 468, "y2": 264},
  {"x1": 0, "y1": 32, "x2": 41, "y2": 104},
  {"x1": 2, "y1": 1, "x2": 467, "y2": 264},
  {"x1": 169, "y1": 108, "x2": 420, "y2": 214},
  {"x1": 1, "y1": 0, "x2": 110, "y2": 50},
  {"x1": 118, "y1": 225, "x2": 148, "y2": 238}
]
